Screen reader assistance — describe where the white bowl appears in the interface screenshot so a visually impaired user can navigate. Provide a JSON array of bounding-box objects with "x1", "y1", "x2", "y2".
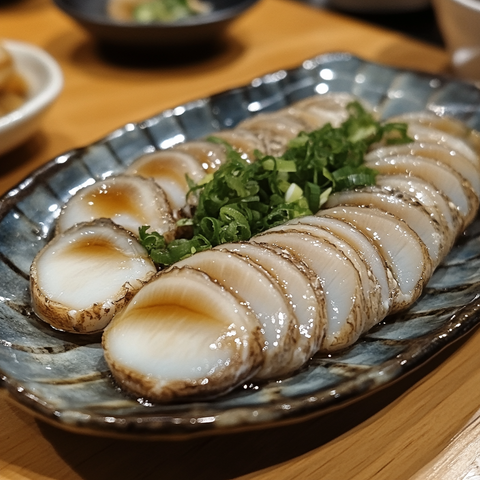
[{"x1": 0, "y1": 40, "x2": 63, "y2": 156}]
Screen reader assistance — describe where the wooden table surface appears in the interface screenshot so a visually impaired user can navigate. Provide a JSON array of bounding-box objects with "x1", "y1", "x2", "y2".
[{"x1": 2, "y1": 1, "x2": 479, "y2": 479}]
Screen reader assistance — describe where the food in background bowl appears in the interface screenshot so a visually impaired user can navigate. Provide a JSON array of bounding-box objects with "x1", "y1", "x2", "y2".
[
  {"x1": 0, "y1": 44, "x2": 28, "y2": 117},
  {"x1": 108, "y1": 0, "x2": 212, "y2": 23}
]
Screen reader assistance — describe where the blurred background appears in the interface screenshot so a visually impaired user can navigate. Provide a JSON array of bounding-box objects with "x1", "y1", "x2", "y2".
[{"x1": 309, "y1": 0, "x2": 444, "y2": 48}]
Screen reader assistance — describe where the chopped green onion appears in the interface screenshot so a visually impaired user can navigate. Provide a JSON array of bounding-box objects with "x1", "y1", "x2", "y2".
[
  {"x1": 285, "y1": 183, "x2": 303, "y2": 203},
  {"x1": 319, "y1": 187, "x2": 332, "y2": 207},
  {"x1": 139, "y1": 101, "x2": 413, "y2": 266}
]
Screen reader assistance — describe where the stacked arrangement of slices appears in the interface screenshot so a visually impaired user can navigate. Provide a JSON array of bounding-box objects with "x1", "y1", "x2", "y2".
[{"x1": 29, "y1": 93, "x2": 480, "y2": 403}]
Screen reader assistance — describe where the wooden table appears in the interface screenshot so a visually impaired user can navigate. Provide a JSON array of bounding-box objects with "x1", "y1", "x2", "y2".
[{"x1": 2, "y1": 1, "x2": 478, "y2": 479}]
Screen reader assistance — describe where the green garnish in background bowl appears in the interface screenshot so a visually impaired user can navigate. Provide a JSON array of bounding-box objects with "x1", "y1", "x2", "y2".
[{"x1": 133, "y1": 0, "x2": 211, "y2": 22}]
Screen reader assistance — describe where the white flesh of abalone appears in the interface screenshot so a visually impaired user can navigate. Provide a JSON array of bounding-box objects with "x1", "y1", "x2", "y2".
[
  {"x1": 279, "y1": 106, "x2": 330, "y2": 131},
  {"x1": 238, "y1": 113, "x2": 305, "y2": 138},
  {"x1": 102, "y1": 267, "x2": 264, "y2": 402},
  {"x1": 55, "y1": 175, "x2": 176, "y2": 242},
  {"x1": 236, "y1": 113, "x2": 306, "y2": 156},
  {"x1": 252, "y1": 230, "x2": 366, "y2": 351},
  {"x1": 216, "y1": 241, "x2": 326, "y2": 369},
  {"x1": 206, "y1": 129, "x2": 264, "y2": 162},
  {"x1": 125, "y1": 150, "x2": 205, "y2": 211},
  {"x1": 367, "y1": 142, "x2": 480, "y2": 198},
  {"x1": 317, "y1": 206, "x2": 432, "y2": 313},
  {"x1": 375, "y1": 174, "x2": 461, "y2": 248},
  {"x1": 175, "y1": 249, "x2": 299, "y2": 380},
  {"x1": 292, "y1": 92, "x2": 370, "y2": 127},
  {"x1": 30, "y1": 219, "x2": 157, "y2": 334},
  {"x1": 285, "y1": 215, "x2": 393, "y2": 320},
  {"x1": 365, "y1": 154, "x2": 479, "y2": 227},
  {"x1": 268, "y1": 220, "x2": 382, "y2": 332},
  {"x1": 387, "y1": 112, "x2": 477, "y2": 147},
  {"x1": 407, "y1": 124, "x2": 480, "y2": 169},
  {"x1": 171, "y1": 140, "x2": 227, "y2": 173},
  {"x1": 324, "y1": 187, "x2": 445, "y2": 266}
]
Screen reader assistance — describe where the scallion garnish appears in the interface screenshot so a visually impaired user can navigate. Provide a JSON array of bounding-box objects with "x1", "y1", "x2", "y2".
[{"x1": 139, "y1": 101, "x2": 412, "y2": 266}]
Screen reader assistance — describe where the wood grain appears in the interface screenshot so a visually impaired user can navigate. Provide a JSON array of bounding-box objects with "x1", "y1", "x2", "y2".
[
  {"x1": 0, "y1": 1, "x2": 464, "y2": 479},
  {"x1": 411, "y1": 408, "x2": 480, "y2": 480}
]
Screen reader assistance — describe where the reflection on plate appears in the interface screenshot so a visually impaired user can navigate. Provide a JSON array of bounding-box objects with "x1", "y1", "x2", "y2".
[{"x1": 1, "y1": 52, "x2": 480, "y2": 439}]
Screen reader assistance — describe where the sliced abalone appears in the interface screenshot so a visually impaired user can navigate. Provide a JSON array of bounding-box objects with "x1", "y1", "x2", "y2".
[
  {"x1": 30, "y1": 219, "x2": 157, "y2": 334},
  {"x1": 375, "y1": 173, "x2": 462, "y2": 248},
  {"x1": 236, "y1": 113, "x2": 306, "y2": 156},
  {"x1": 175, "y1": 248, "x2": 300, "y2": 380},
  {"x1": 291, "y1": 92, "x2": 372, "y2": 127},
  {"x1": 126, "y1": 150, "x2": 206, "y2": 211},
  {"x1": 367, "y1": 142, "x2": 480, "y2": 199},
  {"x1": 252, "y1": 229, "x2": 366, "y2": 352},
  {"x1": 171, "y1": 140, "x2": 227, "y2": 173},
  {"x1": 387, "y1": 111, "x2": 479, "y2": 152},
  {"x1": 318, "y1": 206, "x2": 432, "y2": 313},
  {"x1": 324, "y1": 186, "x2": 445, "y2": 266},
  {"x1": 217, "y1": 241, "x2": 326, "y2": 368},
  {"x1": 55, "y1": 175, "x2": 176, "y2": 242},
  {"x1": 406, "y1": 124, "x2": 480, "y2": 169},
  {"x1": 206, "y1": 129, "x2": 264, "y2": 162},
  {"x1": 285, "y1": 214, "x2": 394, "y2": 321},
  {"x1": 268, "y1": 218, "x2": 384, "y2": 331},
  {"x1": 103, "y1": 266, "x2": 263, "y2": 402},
  {"x1": 365, "y1": 154, "x2": 479, "y2": 228}
]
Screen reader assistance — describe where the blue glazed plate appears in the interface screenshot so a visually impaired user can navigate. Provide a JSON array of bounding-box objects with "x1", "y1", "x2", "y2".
[{"x1": 2, "y1": 52, "x2": 480, "y2": 439}]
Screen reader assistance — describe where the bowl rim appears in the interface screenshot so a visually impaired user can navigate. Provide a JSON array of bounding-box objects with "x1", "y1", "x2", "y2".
[
  {"x1": 52, "y1": 0, "x2": 260, "y2": 29},
  {"x1": 0, "y1": 40, "x2": 64, "y2": 131}
]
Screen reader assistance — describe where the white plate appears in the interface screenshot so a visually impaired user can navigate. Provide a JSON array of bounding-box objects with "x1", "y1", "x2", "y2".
[{"x1": 0, "y1": 40, "x2": 63, "y2": 156}]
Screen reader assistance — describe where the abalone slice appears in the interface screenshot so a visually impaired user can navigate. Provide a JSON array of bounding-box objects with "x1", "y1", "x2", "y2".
[
  {"x1": 375, "y1": 174, "x2": 461, "y2": 248},
  {"x1": 236, "y1": 113, "x2": 306, "y2": 156},
  {"x1": 387, "y1": 112, "x2": 478, "y2": 150},
  {"x1": 126, "y1": 150, "x2": 206, "y2": 211},
  {"x1": 56, "y1": 175, "x2": 176, "y2": 242},
  {"x1": 324, "y1": 186, "x2": 445, "y2": 266},
  {"x1": 175, "y1": 248, "x2": 299, "y2": 380},
  {"x1": 217, "y1": 241, "x2": 326, "y2": 369},
  {"x1": 103, "y1": 267, "x2": 263, "y2": 402},
  {"x1": 30, "y1": 219, "x2": 157, "y2": 334},
  {"x1": 318, "y1": 206, "x2": 432, "y2": 313},
  {"x1": 407, "y1": 124, "x2": 480, "y2": 169},
  {"x1": 171, "y1": 140, "x2": 227, "y2": 173},
  {"x1": 267, "y1": 220, "x2": 383, "y2": 332},
  {"x1": 367, "y1": 142, "x2": 480, "y2": 199},
  {"x1": 365, "y1": 154, "x2": 479, "y2": 228},
  {"x1": 291, "y1": 92, "x2": 372, "y2": 127},
  {"x1": 206, "y1": 129, "x2": 264, "y2": 162},
  {"x1": 278, "y1": 106, "x2": 328, "y2": 131},
  {"x1": 252, "y1": 230, "x2": 366, "y2": 352},
  {"x1": 286, "y1": 215, "x2": 394, "y2": 321}
]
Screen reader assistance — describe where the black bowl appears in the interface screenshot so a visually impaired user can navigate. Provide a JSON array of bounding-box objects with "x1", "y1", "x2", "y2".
[{"x1": 53, "y1": 0, "x2": 260, "y2": 48}]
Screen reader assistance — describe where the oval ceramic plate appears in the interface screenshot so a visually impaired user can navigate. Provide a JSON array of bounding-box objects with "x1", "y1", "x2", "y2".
[{"x1": 2, "y1": 52, "x2": 480, "y2": 439}]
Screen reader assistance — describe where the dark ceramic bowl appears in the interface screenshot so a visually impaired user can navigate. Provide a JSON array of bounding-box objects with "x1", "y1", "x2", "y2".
[{"x1": 53, "y1": 0, "x2": 259, "y2": 48}]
